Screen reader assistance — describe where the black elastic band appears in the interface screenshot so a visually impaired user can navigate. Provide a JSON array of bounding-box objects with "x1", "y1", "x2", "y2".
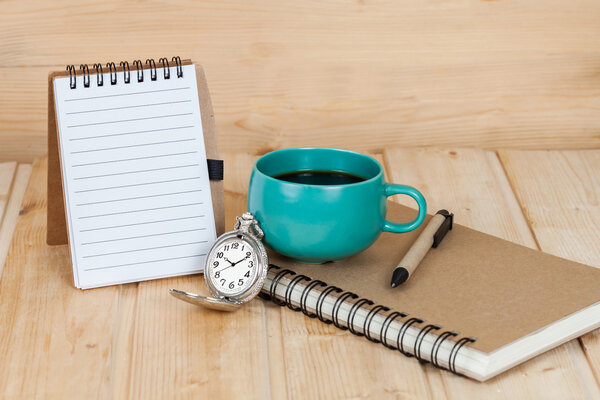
[{"x1": 207, "y1": 159, "x2": 224, "y2": 181}]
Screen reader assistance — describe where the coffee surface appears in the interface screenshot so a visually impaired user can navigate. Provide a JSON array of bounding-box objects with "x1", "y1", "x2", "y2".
[{"x1": 273, "y1": 170, "x2": 366, "y2": 185}]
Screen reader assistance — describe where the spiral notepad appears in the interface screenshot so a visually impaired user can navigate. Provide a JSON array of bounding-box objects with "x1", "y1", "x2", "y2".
[
  {"x1": 260, "y1": 265, "x2": 476, "y2": 376},
  {"x1": 261, "y1": 202, "x2": 600, "y2": 381},
  {"x1": 47, "y1": 58, "x2": 224, "y2": 289}
]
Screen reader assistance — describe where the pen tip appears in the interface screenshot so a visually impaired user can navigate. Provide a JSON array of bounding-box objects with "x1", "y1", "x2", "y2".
[{"x1": 390, "y1": 268, "x2": 409, "y2": 287}]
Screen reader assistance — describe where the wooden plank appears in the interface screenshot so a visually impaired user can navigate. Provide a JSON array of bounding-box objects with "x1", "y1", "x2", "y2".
[
  {"x1": 383, "y1": 147, "x2": 600, "y2": 399},
  {"x1": 117, "y1": 152, "x2": 272, "y2": 399},
  {"x1": 102, "y1": 282, "x2": 139, "y2": 399},
  {"x1": 0, "y1": 163, "x2": 30, "y2": 278},
  {"x1": 0, "y1": 161, "x2": 16, "y2": 197},
  {"x1": 4, "y1": 0, "x2": 600, "y2": 160},
  {"x1": 0, "y1": 158, "x2": 123, "y2": 398},
  {"x1": 123, "y1": 279, "x2": 272, "y2": 399},
  {"x1": 0, "y1": 161, "x2": 17, "y2": 227},
  {"x1": 2, "y1": 1, "x2": 600, "y2": 67},
  {"x1": 221, "y1": 152, "x2": 289, "y2": 400},
  {"x1": 0, "y1": 156, "x2": 276, "y2": 399},
  {"x1": 221, "y1": 152, "x2": 435, "y2": 399},
  {"x1": 498, "y1": 149, "x2": 600, "y2": 385}
]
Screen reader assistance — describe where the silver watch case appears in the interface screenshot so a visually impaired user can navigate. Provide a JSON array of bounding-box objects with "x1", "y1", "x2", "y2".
[{"x1": 204, "y1": 230, "x2": 269, "y2": 305}]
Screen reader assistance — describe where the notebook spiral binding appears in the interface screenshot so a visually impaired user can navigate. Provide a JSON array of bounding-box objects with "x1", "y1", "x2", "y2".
[
  {"x1": 66, "y1": 57, "x2": 183, "y2": 89},
  {"x1": 261, "y1": 265, "x2": 477, "y2": 376},
  {"x1": 63, "y1": 57, "x2": 225, "y2": 182}
]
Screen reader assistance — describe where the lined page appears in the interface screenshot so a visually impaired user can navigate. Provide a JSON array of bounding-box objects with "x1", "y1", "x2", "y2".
[{"x1": 53, "y1": 64, "x2": 216, "y2": 288}]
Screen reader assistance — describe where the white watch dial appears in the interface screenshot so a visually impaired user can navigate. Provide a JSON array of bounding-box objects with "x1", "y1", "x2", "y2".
[{"x1": 206, "y1": 238, "x2": 258, "y2": 296}]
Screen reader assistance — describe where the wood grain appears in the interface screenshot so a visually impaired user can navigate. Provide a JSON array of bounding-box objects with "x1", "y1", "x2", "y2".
[
  {"x1": 384, "y1": 147, "x2": 600, "y2": 399},
  {"x1": 104, "y1": 155, "x2": 273, "y2": 399},
  {"x1": 0, "y1": 163, "x2": 30, "y2": 277},
  {"x1": 2, "y1": 149, "x2": 600, "y2": 398},
  {"x1": 0, "y1": 161, "x2": 16, "y2": 226},
  {"x1": 0, "y1": 162, "x2": 16, "y2": 197},
  {"x1": 498, "y1": 149, "x2": 600, "y2": 386},
  {"x1": 0, "y1": 158, "x2": 122, "y2": 399},
  {"x1": 3, "y1": 1, "x2": 600, "y2": 161}
]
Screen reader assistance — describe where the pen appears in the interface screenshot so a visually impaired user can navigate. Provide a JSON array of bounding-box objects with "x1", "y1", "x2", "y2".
[{"x1": 390, "y1": 209, "x2": 453, "y2": 288}]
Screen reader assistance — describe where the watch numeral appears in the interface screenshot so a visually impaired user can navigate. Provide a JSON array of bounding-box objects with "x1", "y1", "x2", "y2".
[
  {"x1": 213, "y1": 261, "x2": 219, "y2": 267},
  {"x1": 215, "y1": 271, "x2": 220, "y2": 278},
  {"x1": 217, "y1": 252, "x2": 224, "y2": 258},
  {"x1": 246, "y1": 252, "x2": 251, "y2": 257},
  {"x1": 224, "y1": 245, "x2": 230, "y2": 251},
  {"x1": 232, "y1": 243, "x2": 239, "y2": 249},
  {"x1": 228, "y1": 282, "x2": 235, "y2": 289},
  {"x1": 238, "y1": 279, "x2": 244, "y2": 286},
  {"x1": 248, "y1": 261, "x2": 253, "y2": 268},
  {"x1": 220, "y1": 279, "x2": 226, "y2": 286},
  {"x1": 244, "y1": 271, "x2": 250, "y2": 278}
]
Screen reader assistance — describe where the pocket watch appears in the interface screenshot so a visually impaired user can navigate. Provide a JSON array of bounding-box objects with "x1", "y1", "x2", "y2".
[{"x1": 169, "y1": 212, "x2": 269, "y2": 311}]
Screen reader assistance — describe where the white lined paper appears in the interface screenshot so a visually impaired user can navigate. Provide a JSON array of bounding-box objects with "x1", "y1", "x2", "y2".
[{"x1": 54, "y1": 64, "x2": 217, "y2": 288}]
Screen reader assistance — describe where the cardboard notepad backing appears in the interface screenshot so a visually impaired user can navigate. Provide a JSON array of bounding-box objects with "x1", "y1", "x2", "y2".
[
  {"x1": 47, "y1": 62, "x2": 225, "y2": 246},
  {"x1": 271, "y1": 201, "x2": 600, "y2": 354}
]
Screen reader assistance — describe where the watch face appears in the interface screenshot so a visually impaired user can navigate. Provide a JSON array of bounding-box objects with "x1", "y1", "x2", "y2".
[{"x1": 206, "y1": 236, "x2": 259, "y2": 297}]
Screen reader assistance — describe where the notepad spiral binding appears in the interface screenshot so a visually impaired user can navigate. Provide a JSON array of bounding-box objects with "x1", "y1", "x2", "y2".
[
  {"x1": 260, "y1": 265, "x2": 477, "y2": 376},
  {"x1": 66, "y1": 57, "x2": 184, "y2": 89}
]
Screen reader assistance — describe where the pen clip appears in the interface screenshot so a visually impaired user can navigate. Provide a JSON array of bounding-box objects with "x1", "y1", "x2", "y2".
[{"x1": 432, "y1": 210, "x2": 453, "y2": 248}]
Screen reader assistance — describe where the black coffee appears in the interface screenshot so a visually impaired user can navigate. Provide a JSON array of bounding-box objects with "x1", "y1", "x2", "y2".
[{"x1": 273, "y1": 170, "x2": 366, "y2": 185}]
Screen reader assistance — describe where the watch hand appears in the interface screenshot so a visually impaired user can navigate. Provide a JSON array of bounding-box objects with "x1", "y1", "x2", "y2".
[
  {"x1": 214, "y1": 254, "x2": 249, "y2": 273},
  {"x1": 231, "y1": 254, "x2": 251, "y2": 266},
  {"x1": 214, "y1": 264, "x2": 235, "y2": 273},
  {"x1": 223, "y1": 257, "x2": 235, "y2": 266}
]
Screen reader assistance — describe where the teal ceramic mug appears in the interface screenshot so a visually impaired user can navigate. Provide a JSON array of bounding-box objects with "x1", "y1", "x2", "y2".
[{"x1": 247, "y1": 147, "x2": 426, "y2": 263}]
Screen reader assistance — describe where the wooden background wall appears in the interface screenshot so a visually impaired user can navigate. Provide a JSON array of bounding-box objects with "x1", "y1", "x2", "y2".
[{"x1": 1, "y1": 0, "x2": 600, "y2": 162}]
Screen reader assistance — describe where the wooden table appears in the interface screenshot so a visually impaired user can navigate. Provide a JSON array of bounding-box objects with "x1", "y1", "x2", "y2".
[
  {"x1": 1, "y1": 148, "x2": 599, "y2": 399},
  {"x1": 2, "y1": 0, "x2": 600, "y2": 397}
]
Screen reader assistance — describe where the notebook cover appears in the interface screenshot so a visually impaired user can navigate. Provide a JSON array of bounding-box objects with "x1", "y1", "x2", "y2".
[
  {"x1": 270, "y1": 202, "x2": 600, "y2": 353},
  {"x1": 46, "y1": 60, "x2": 225, "y2": 245}
]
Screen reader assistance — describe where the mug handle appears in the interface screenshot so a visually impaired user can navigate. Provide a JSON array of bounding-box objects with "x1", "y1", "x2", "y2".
[{"x1": 382, "y1": 184, "x2": 427, "y2": 233}]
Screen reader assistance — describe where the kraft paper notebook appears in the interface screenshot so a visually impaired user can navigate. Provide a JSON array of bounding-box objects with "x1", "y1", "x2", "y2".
[
  {"x1": 261, "y1": 202, "x2": 600, "y2": 381},
  {"x1": 47, "y1": 58, "x2": 224, "y2": 289}
]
